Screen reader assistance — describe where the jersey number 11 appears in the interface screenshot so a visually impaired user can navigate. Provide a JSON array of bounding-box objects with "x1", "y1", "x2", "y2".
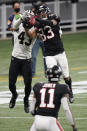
[{"x1": 40, "y1": 88, "x2": 55, "y2": 108}]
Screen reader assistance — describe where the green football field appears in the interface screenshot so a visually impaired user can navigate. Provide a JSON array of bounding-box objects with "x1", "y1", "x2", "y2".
[{"x1": 0, "y1": 32, "x2": 87, "y2": 131}]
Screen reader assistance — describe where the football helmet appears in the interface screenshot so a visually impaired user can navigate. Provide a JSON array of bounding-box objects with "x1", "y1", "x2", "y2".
[
  {"x1": 46, "y1": 65, "x2": 62, "y2": 83},
  {"x1": 37, "y1": 5, "x2": 51, "y2": 15},
  {"x1": 32, "y1": 1, "x2": 42, "y2": 14}
]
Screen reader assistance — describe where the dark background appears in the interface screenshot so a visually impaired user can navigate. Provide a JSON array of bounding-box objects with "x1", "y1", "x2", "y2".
[{"x1": 0, "y1": 0, "x2": 78, "y2": 5}]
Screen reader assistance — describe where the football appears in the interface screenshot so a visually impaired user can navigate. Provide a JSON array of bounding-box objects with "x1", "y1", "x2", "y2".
[{"x1": 29, "y1": 16, "x2": 36, "y2": 26}]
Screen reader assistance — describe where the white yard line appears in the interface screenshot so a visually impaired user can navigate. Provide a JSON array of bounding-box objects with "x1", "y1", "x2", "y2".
[
  {"x1": 0, "y1": 116, "x2": 87, "y2": 120},
  {"x1": 0, "y1": 81, "x2": 87, "y2": 104},
  {"x1": 72, "y1": 81, "x2": 87, "y2": 86},
  {"x1": 70, "y1": 104, "x2": 87, "y2": 106},
  {"x1": 0, "y1": 104, "x2": 87, "y2": 108},
  {"x1": 0, "y1": 117, "x2": 33, "y2": 119},
  {"x1": 78, "y1": 71, "x2": 87, "y2": 74}
]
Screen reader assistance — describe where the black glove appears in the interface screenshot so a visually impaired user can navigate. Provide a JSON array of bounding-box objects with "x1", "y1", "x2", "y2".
[
  {"x1": 31, "y1": 110, "x2": 36, "y2": 116},
  {"x1": 73, "y1": 128, "x2": 77, "y2": 131},
  {"x1": 23, "y1": 17, "x2": 32, "y2": 29}
]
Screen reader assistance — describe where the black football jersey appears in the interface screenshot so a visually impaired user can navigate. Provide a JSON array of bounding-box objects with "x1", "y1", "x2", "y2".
[
  {"x1": 33, "y1": 82, "x2": 69, "y2": 118},
  {"x1": 38, "y1": 16, "x2": 64, "y2": 56}
]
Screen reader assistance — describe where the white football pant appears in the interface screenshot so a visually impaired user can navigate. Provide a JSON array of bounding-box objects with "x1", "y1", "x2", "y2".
[
  {"x1": 45, "y1": 51, "x2": 69, "y2": 78},
  {"x1": 30, "y1": 115, "x2": 64, "y2": 131}
]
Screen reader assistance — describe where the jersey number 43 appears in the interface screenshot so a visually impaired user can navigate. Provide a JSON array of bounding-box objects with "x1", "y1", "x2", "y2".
[{"x1": 18, "y1": 32, "x2": 32, "y2": 46}]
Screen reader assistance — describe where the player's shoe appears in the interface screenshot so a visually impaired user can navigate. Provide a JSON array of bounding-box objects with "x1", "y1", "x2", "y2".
[
  {"x1": 24, "y1": 97, "x2": 29, "y2": 113},
  {"x1": 73, "y1": 128, "x2": 77, "y2": 131},
  {"x1": 69, "y1": 91, "x2": 74, "y2": 103},
  {"x1": 9, "y1": 93, "x2": 18, "y2": 108}
]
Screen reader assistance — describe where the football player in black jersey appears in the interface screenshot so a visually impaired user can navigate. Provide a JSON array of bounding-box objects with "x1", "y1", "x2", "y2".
[
  {"x1": 34, "y1": 4, "x2": 74, "y2": 103},
  {"x1": 30, "y1": 65, "x2": 77, "y2": 131}
]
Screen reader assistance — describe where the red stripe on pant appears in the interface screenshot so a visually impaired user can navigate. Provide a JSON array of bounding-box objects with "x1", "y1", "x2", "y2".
[{"x1": 56, "y1": 119, "x2": 63, "y2": 131}]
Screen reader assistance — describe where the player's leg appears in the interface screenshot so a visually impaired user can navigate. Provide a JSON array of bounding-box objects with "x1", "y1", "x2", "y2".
[
  {"x1": 32, "y1": 38, "x2": 40, "y2": 77},
  {"x1": 49, "y1": 117, "x2": 64, "y2": 131},
  {"x1": 45, "y1": 56, "x2": 57, "y2": 68},
  {"x1": 64, "y1": 77, "x2": 74, "y2": 103},
  {"x1": 30, "y1": 122, "x2": 37, "y2": 131},
  {"x1": 22, "y1": 59, "x2": 32, "y2": 113},
  {"x1": 55, "y1": 120, "x2": 64, "y2": 131},
  {"x1": 40, "y1": 40, "x2": 47, "y2": 76},
  {"x1": 9, "y1": 57, "x2": 19, "y2": 108},
  {"x1": 34, "y1": 115, "x2": 51, "y2": 131},
  {"x1": 56, "y1": 52, "x2": 74, "y2": 103}
]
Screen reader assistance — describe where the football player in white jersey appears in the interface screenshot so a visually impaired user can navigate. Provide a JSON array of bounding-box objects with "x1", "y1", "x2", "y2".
[{"x1": 9, "y1": 10, "x2": 37, "y2": 113}]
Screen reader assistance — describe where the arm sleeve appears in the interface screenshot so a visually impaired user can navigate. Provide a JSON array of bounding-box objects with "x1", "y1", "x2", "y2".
[
  {"x1": 48, "y1": 14, "x2": 60, "y2": 22},
  {"x1": 61, "y1": 97, "x2": 75, "y2": 125},
  {"x1": 30, "y1": 95, "x2": 36, "y2": 114},
  {"x1": 30, "y1": 83, "x2": 39, "y2": 115},
  {"x1": 36, "y1": 18, "x2": 53, "y2": 26},
  {"x1": 13, "y1": 18, "x2": 22, "y2": 29}
]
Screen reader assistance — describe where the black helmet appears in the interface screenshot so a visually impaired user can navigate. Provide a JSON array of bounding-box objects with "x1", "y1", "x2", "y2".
[
  {"x1": 32, "y1": 1, "x2": 42, "y2": 14},
  {"x1": 46, "y1": 65, "x2": 62, "y2": 83},
  {"x1": 37, "y1": 5, "x2": 51, "y2": 15}
]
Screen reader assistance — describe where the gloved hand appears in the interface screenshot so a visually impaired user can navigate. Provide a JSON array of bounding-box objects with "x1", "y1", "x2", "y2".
[
  {"x1": 21, "y1": 10, "x2": 30, "y2": 21},
  {"x1": 23, "y1": 17, "x2": 31, "y2": 28}
]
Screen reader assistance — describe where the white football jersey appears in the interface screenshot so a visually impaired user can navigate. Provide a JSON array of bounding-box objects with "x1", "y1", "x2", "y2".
[{"x1": 12, "y1": 18, "x2": 36, "y2": 59}]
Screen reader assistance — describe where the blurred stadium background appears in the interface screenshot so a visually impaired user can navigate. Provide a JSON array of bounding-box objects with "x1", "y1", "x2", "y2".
[
  {"x1": 0, "y1": 0, "x2": 87, "y2": 38},
  {"x1": 0, "y1": 0, "x2": 87, "y2": 131}
]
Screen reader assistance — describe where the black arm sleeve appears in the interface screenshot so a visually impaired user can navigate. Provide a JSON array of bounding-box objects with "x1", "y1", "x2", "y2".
[{"x1": 36, "y1": 18, "x2": 53, "y2": 26}]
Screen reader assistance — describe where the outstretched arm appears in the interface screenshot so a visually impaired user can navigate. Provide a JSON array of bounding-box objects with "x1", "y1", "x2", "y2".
[
  {"x1": 61, "y1": 95, "x2": 77, "y2": 131},
  {"x1": 13, "y1": 17, "x2": 22, "y2": 29}
]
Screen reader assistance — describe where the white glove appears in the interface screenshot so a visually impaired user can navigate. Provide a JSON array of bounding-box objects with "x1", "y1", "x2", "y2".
[
  {"x1": 21, "y1": 10, "x2": 34, "y2": 21},
  {"x1": 21, "y1": 10, "x2": 30, "y2": 20}
]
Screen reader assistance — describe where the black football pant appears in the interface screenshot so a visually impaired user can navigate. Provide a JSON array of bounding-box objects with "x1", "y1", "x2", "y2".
[{"x1": 9, "y1": 56, "x2": 32, "y2": 99}]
